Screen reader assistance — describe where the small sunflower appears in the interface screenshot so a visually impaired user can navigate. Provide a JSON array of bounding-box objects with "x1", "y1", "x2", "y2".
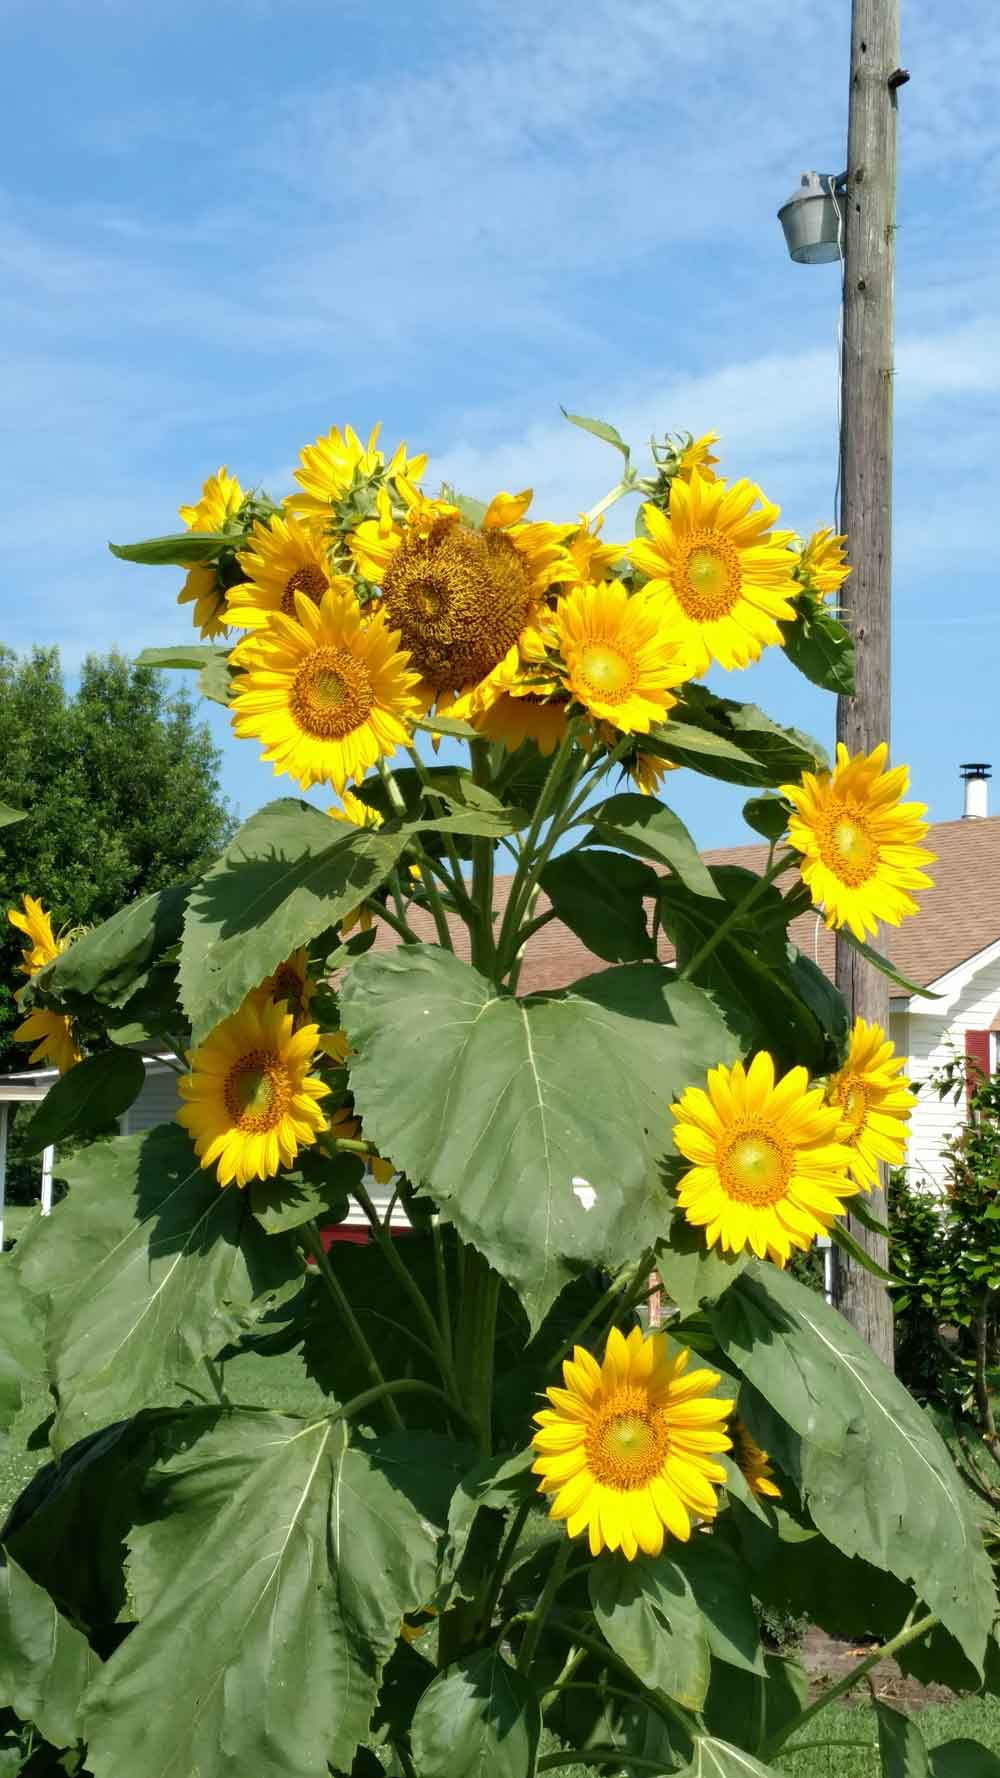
[
  {"x1": 8, "y1": 894, "x2": 60, "y2": 976},
  {"x1": 781, "y1": 743, "x2": 935, "y2": 941},
  {"x1": 288, "y1": 424, "x2": 427, "y2": 536},
  {"x1": 628, "y1": 750, "x2": 679, "y2": 795},
  {"x1": 796, "y1": 528, "x2": 850, "y2": 600},
  {"x1": 177, "y1": 996, "x2": 330, "y2": 1188},
  {"x1": 552, "y1": 580, "x2": 691, "y2": 735},
  {"x1": 532, "y1": 1327, "x2": 733, "y2": 1559},
  {"x1": 730, "y1": 1418, "x2": 781, "y2": 1500},
  {"x1": 228, "y1": 514, "x2": 346, "y2": 631},
  {"x1": 378, "y1": 488, "x2": 572, "y2": 700},
  {"x1": 178, "y1": 467, "x2": 245, "y2": 534},
  {"x1": 13, "y1": 1007, "x2": 81, "y2": 1075},
  {"x1": 230, "y1": 585, "x2": 422, "y2": 794},
  {"x1": 670, "y1": 1052, "x2": 858, "y2": 1267},
  {"x1": 563, "y1": 514, "x2": 625, "y2": 586},
  {"x1": 630, "y1": 476, "x2": 798, "y2": 675},
  {"x1": 253, "y1": 947, "x2": 315, "y2": 1026},
  {"x1": 673, "y1": 431, "x2": 720, "y2": 484},
  {"x1": 826, "y1": 1017, "x2": 916, "y2": 1188}
]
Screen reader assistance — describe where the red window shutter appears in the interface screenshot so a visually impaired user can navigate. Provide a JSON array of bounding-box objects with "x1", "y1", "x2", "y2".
[{"x1": 966, "y1": 1029, "x2": 991, "y2": 1109}]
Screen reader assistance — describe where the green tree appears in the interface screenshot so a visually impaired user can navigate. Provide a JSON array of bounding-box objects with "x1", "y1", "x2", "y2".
[{"x1": 0, "y1": 646, "x2": 234, "y2": 1068}]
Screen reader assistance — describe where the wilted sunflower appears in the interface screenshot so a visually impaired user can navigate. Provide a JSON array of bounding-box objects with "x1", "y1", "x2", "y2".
[
  {"x1": 730, "y1": 1418, "x2": 781, "y2": 1500},
  {"x1": 826, "y1": 1017, "x2": 915, "y2": 1188},
  {"x1": 230, "y1": 585, "x2": 422, "y2": 794},
  {"x1": 552, "y1": 580, "x2": 691, "y2": 734},
  {"x1": 670, "y1": 1052, "x2": 858, "y2": 1266},
  {"x1": 7, "y1": 895, "x2": 80, "y2": 1074},
  {"x1": 253, "y1": 947, "x2": 315, "y2": 1025},
  {"x1": 630, "y1": 476, "x2": 797, "y2": 674},
  {"x1": 796, "y1": 527, "x2": 850, "y2": 600},
  {"x1": 8, "y1": 894, "x2": 60, "y2": 976},
  {"x1": 532, "y1": 1327, "x2": 732, "y2": 1559},
  {"x1": 287, "y1": 424, "x2": 426, "y2": 535},
  {"x1": 781, "y1": 743, "x2": 935, "y2": 940},
  {"x1": 177, "y1": 996, "x2": 330, "y2": 1188},
  {"x1": 228, "y1": 514, "x2": 346, "y2": 630}
]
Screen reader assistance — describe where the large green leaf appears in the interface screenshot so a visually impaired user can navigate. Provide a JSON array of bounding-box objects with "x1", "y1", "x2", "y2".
[
  {"x1": 930, "y1": 1742, "x2": 1000, "y2": 1777},
  {"x1": 341, "y1": 947, "x2": 738, "y2": 1328},
  {"x1": 590, "y1": 1555, "x2": 711, "y2": 1710},
  {"x1": 877, "y1": 1703, "x2": 929, "y2": 1777},
  {"x1": 586, "y1": 793, "x2": 721, "y2": 899},
  {"x1": 14, "y1": 1125, "x2": 296, "y2": 1452},
  {"x1": 136, "y1": 645, "x2": 230, "y2": 671},
  {"x1": 540, "y1": 850, "x2": 658, "y2": 963},
  {"x1": 649, "y1": 688, "x2": 825, "y2": 788},
  {"x1": 780, "y1": 595, "x2": 855, "y2": 695},
  {"x1": 179, "y1": 798, "x2": 407, "y2": 1042},
  {"x1": 20, "y1": 1049, "x2": 145, "y2": 1155},
  {"x1": 24, "y1": 882, "x2": 190, "y2": 1016},
  {"x1": 249, "y1": 1148, "x2": 359, "y2": 1234},
  {"x1": 710, "y1": 1264, "x2": 995, "y2": 1672},
  {"x1": 676, "y1": 1734, "x2": 784, "y2": 1776},
  {"x1": 655, "y1": 1217, "x2": 748, "y2": 1316},
  {"x1": 0, "y1": 1262, "x2": 41, "y2": 1453},
  {"x1": 0, "y1": 1549, "x2": 100, "y2": 1747},
  {"x1": 669, "y1": 1536, "x2": 764, "y2": 1676},
  {"x1": 84, "y1": 1414, "x2": 438, "y2": 1778},
  {"x1": 110, "y1": 530, "x2": 235, "y2": 566},
  {"x1": 410, "y1": 1649, "x2": 540, "y2": 1778}
]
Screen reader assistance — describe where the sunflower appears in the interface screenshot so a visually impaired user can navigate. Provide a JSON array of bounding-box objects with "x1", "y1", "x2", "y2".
[
  {"x1": 630, "y1": 476, "x2": 798, "y2": 675},
  {"x1": 287, "y1": 424, "x2": 427, "y2": 536},
  {"x1": 628, "y1": 750, "x2": 679, "y2": 795},
  {"x1": 13, "y1": 1007, "x2": 81, "y2": 1075},
  {"x1": 673, "y1": 431, "x2": 720, "y2": 484},
  {"x1": 730, "y1": 1418, "x2": 781, "y2": 1500},
  {"x1": 178, "y1": 467, "x2": 245, "y2": 534},
  {"x1": 532, "y1": 1327, "x2": 733, "y2": 1559},
  {"x1": 781, "y1": 743, "x2": 935, "y2": 941},
  {"x1": 229, "y1": 585, "x2": 422, "y2": 794},
  {"x1": 228, "y1": 514, "x2": 346, "y2": 631},
  {"x1": 253, "y1": 947, "x2": 315, "y2": 1025},
  {"x1": 552, "y1": 580, "x2": 691, "y2": 735},
  {"x1": 563, "y1": 514, "x2": 625, "y2": 586},
  {"x1": 796, "y1": 528, "x2": 850, "y2": 600},
  {"x1": 8, "y1": 895, "x2": 60, "y2": 976},
  {"x1": 670, "y1": 1052, "x2": 858, "y2": 1267},
  {"x1": 378, "y1": 488, "x2": 572, "y2": 700},
  {"x1": 328, "y1": 789, "x2": 384, "y2": 831},
  {"x1": 826, "y1": 1017, "x2": 916, "y2": 1188},
  {"x1": 177, "y1": 996, "x2": 330, "y2": 1188}
]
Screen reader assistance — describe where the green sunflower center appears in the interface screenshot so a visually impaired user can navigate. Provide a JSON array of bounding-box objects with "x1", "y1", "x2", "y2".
[
  {"x1": 381, "y1": 518, "x2": 533, "y2": 690},
  {"x1": 719, "y1": 1125, "x2": 792, "y2": 1207},
  {"x1": 677, "y1": 530, "x2": 742, "y2": 620},
  {"x1": 224, "y1": 1048, "x2": 292, "y2": 1133},
  {"x1": 818, "y1": 800, "x2": 879, "y2": 886},
  {"x1": 291, "y1": 646, "x2": 375, "y2": 738},
  {"x1": 587, "y1": 1386, "x2": 668, "y2": 1490},
  {"x1": 577, "y1": 640, "x2": 635, "y2": 702},
  {"x1": 282, "y1": 563, "x2": 328, "y2": 616}
]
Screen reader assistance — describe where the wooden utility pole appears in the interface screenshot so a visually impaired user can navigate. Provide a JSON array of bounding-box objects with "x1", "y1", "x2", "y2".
[{"x1": 831, "y1": 0, "x2": 906, "y2": 1368}]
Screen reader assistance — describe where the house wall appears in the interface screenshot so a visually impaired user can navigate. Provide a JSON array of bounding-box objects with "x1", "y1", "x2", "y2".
[
  {"x1": 899, "y1": 950, "x2": 1000, "y2": 1187},
  {"x1": 123, "y1": 1065, "x2": 182, "y2": 1135}
]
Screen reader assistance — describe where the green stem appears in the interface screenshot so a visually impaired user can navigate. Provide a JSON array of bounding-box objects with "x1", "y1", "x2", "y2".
[
  {"x1": 372, "y1": 900, "x2": 421, "y2": 945},
  {"x1": 543, "y1": 1255, "x2": 652, "y2": 1373},
  {"x1": 494, "y1": 726, "x2": 582, "y2": 978},
  {"x1": 416, "y1": 854, "x2": 455, "y2": 951},
  {"x1": 468, "y1": 739, "x2": 497, "y2": 975},
  {"x1": 456, "y1": 1245, "x2": 500, "y2": 1456},
  {"x1": 377, "y1": 755, "x2": 408, "y2": 815},
  {"x1": 678, "y1": 851, "x2": 792, "y2": 983},
  {"x1": 517, "y1": 1541, "x2": 574, "y2": 1674},
  {"x1": 583, "y1": 477, "x2": 635, "y2": 528},
  {"x1": 475, "y1": 1498, "x2": 532, "y2": 1638},
  {"x1": 432, "y1": 1218, "x2": 454, "y2": 1367},
  {"x1": 761, "y1": 1611, "x2": 938, "y2": 1760},
  {"x1": 299, "y1": 1221, "x2": 405, "y2": 1428},
  {"x1": 329, "y1": 1376, "x2": 467, "y2": 1430},
  {"x1": 352, "y1": 1176, "x2": 461, "y2": 1400},
  {"x1": 540, "y1": 1618, "x2": 694, "y2": 1745}
]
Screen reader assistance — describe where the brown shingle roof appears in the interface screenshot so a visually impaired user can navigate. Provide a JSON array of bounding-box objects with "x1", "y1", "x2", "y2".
[{"x1": 372, "y1": 816, "x2": 1000, "y2": 997}]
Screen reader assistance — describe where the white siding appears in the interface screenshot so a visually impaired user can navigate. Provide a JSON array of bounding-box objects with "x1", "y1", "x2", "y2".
[
  {"x1": 124, "y1": 1065, "x2": 182, "y2": 1134},
  {"x1": 901, "y1": 952, "x2": 1000, "y2": 1187}
]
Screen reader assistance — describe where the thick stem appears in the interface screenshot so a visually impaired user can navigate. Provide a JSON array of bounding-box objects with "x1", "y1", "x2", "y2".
[
  {"x1": 372, "y1": 901, "x2": 421, "y2": 945},
  {"x1": 677, "y1": 852, "x2": 792, "y2": 983},
  {"x1": 299, "y1": 1222, "x2": 405, "y2": 1428},
  {"x1": 329, "y1": 1376, "x2": 469, "y2": 1431},
  {"x1": 493, "y1": 723, "x2": 579, "y2": 975},
  {"x1": 456, "y1": 1245, "x2": 500, "y2": 1457},
  {"x1": 762, "y1": 1611, "x2": 938, "y2": 1760},
  {"x1": 352, "y1": 1176, "x2": 461, "y2": 1401}
]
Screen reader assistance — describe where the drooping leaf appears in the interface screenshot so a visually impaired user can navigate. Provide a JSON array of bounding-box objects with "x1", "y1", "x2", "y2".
[
  {"x1": 410, "y1": 1648, "x2": 540, "y2": 1778},
  {"x1": 85, "y1": 1414, "x2": 438, "y2": 1778},
  {"x1": 675, "y1": 1732, "x2": 786, "y2": 1777},
  {"x1": 0, "y1": 804, "x2": 26, "y2": 830},
  {"x1": 828, "y1": 1215, "x2": 896, "y2": 1282},
  {"x1": 342, "y1": 946, "x2": 738, "y2": 1329},
  {"x1": 710, "y1": 1263, "x2": 995, "y2": 1673},
  {"x1": 20, "y1": 1049, "x2": 145, "y2": 1155},
  {"x1": 542, "y1": 1649, "x2": 683, "y2": 1770},
  {"x1": 642, "y1": 721, "x2": 766, "y2": 784},
  {"x1": 930, "y1": 1741, "x2": 1000, "y2": 1777},
  {"x1": 540, "y1": 850, "x2": 658, "y2": 963},
  {"x1": 560, "y1": 408, "x2": 631, "y2": 465},
  {"x1": 135, "y1": 645, "x2": 230, "y2": 671},
  {"x1": 586, "y1": 793, "x2": 721, "y2": 899},
  {"x1": 876, "y1": 1701, "x2": 929, "y2": 1777},
  {"x1": 669, "y1": 1536, "x2": 765, "y2": 1676},
  {"x1": 14, "y1": 1125, "x2": 297, "y2": 1452},
  {"x1": 301, "y1": 1237, "x2": 443, "y2": 1407},
  {"x1": 648, "y1": 687, "x2": 825, "y2": 788},
  {"x1": 109, "y1": 531, "x2": 235, "y2": 567},
  {"x1": 0, "y1": 1549, "x2": 101, "y2": 1748},
  {"x1": 781, "y1": 594, "x2": 856, "y2": 695},
  {"x1": 741, "y1": 796, "x2": 789, "y2": 845},
  {"x1": 590, "y1": 1555, "x2": 711, "y2": 1710},
  {"x1": 179, "y1": 798, "x2": 407, "y2": 1042},
  {"x1": 24, "y1": 882, "x2": 190, "y2": 1016},
  {"x1": 413, "y1": 713, "x2": 481, "y2": 741}
]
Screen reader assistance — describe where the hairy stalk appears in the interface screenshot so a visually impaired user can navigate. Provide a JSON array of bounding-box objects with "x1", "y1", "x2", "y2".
[
  {"x1": 299, "y1": 1221, "x2": 405, "y2": 1429},
  {"x1": 678, "y1": 850, "x2": 793, "y2": 983},
  {"x1": 762, "y1": 1611, "x2": 938, "y2": 1760},
  {"x1": 352, "y1": 1175, "x2": 462, "y2": 1402},
  {"x1": 456, "y1": 1247, "x2": 500, "y2": 1457},
  {"x1": 516, "y1": 1541, "x2": 574, "y2": 1674}
]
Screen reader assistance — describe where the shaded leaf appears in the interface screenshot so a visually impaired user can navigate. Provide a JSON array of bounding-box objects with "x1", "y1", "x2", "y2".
[
  {"x1": 590, "y1": 1555, "x2": 711, "y2": 1710},
  {"x1": 342, "y1": 947, "x2": 738, "y2": 1329},
  {"x1": 876, "y1": 1701, "x2": 929, "y2": 1777},
  {"x1": 741, "y1": 796, "x2": 789, "y2": 844},
  {"x1": 540, "y1": 850, "x2": 657, "y2": 963},
  {"x1": 930, "y1": 1741, "x2": 1000, "y2": 1777},
  {"x1": 560, "y1": 408, "x2": 631, "y2": 464},
  {"x1": 701, "y1": 1655, "x2": 807, "y2": 1763},
  {"x1": 656, "y1": 1216, "x2": 748, "y2": 1316},
  {"x1": 110, "y1": 531, "x2": 235, "y2": 567},
  {"x1": 411, "y1": 1649, "x2": 540, "y2": 1778},
  {"x1": 24, "y1": 883, "x2": 189, "y2": 1016},
  {"x1": 781, "y1": 594, "x2": 855, "y2": 695},
  {"x1": 0, "y1": 1549, "x2": 100, "y2": 1747},
  {"x1": 249, "y1": 1149, "x2": 360, "y2": 1234},
  {"x1": 21, "y1": 1050, "x2": 145, "y2": 1155},
  {"x1": 179, "y1": 798, "x2": 407, "y2": 1042},
  {"x1": 676, "y1": 1732, "x2": 786, "y2": 1776},
  {"x1": 197, "y1": 652, "x2": 234, "y2": 706},
  {"x1": 587, "y1": 793, "x2": 721, "y2": 899},
  {"x1": 0, "y1": 1263, "x2": 41, "y2": 1444},
  {"x1": 649, "y1": 688, "x2": 825, "y2": 788},
  {"x1": 670, "y1": 1536, "x2": 765, "y2": 1676}
]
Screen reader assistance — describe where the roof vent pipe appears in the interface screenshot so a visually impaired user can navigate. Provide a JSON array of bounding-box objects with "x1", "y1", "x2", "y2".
[{"x1": 960, "y1": 762, "x2": 991, "y2": 819}]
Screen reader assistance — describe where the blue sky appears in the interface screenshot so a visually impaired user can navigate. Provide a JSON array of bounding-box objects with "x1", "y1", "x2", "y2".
[{"x1": 4, "y1": 0, "x2": 999, "y2": 847}]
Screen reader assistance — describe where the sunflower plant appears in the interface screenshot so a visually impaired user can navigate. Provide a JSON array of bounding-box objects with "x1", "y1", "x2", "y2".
[{"x1": 1, "y1": 417, "x2": 996, "y2": 1778}]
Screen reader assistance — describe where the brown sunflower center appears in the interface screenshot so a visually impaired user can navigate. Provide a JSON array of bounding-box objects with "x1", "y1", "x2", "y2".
[
  {"x1": 290, "y1": 646, "x2": 375, "y2": 738},
  {"x1": 577, "y1": 641, "x2": 635, "y2": 702},
  {"x1": 676, "y1": 530, "x2": 742, "y2": 620},
  {"x1": 586, "y1": 1385, "x2": 668, "y2": 1490},
  {"x1": 224, "y1": 1048, "x2": 292, "y2": 1133},
  {"x1": 718, "y1": 1124, "x2": 792, "y2": 1206},
  {"x1": 381, "y1": 517, "x2": 534, "y2": 689},
  {"x1": 282, "y1": 563, "x2": 328, "y2": 616},
  {"x1": 817, "y1": 800, "x2": 879, "y2": 886}
]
